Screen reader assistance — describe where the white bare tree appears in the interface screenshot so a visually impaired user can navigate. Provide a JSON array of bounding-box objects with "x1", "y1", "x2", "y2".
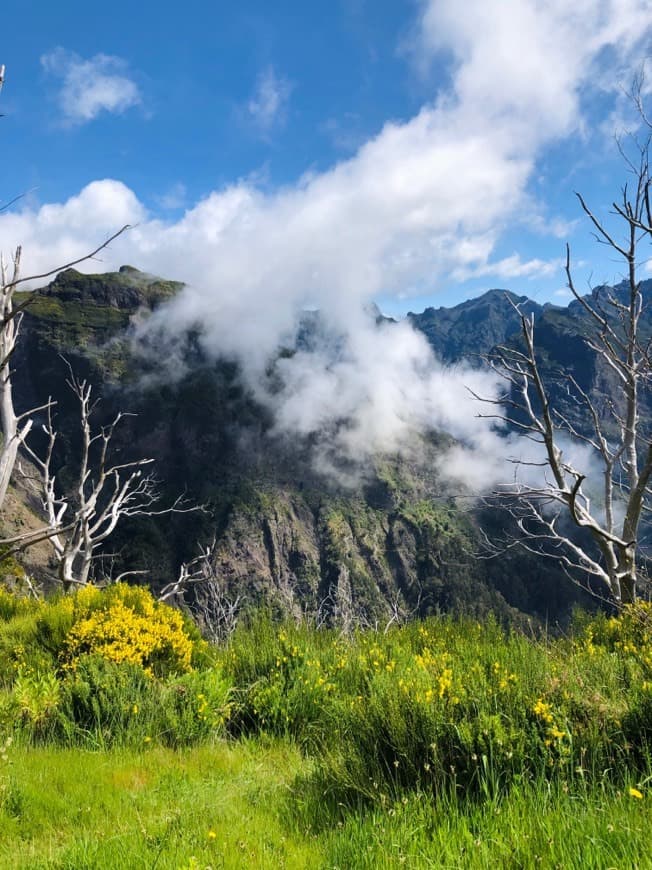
[
  {"x1": 476, "y1": 136, "x2": 652, "y2": 606},
  {"x1": 159, "y1": 540, "x2": 242, "y2": 642},
  {"x1": 0, "y1": 63, "x2": 129, "y2": 515},
  {"x1": 19, "y1": 369, "x2": 193, "y2": 591},
  {"x1": 0, "y1": 247, "x2": 41, "y2": 508}
]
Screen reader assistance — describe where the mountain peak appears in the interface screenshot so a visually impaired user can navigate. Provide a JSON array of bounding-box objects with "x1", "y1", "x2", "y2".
[
  {"x1": 44, "y1": 267, "x2": 183, "y2": 311},
  {"x1": 408, "y1": 289, "x2": 542, "y2": 362}
]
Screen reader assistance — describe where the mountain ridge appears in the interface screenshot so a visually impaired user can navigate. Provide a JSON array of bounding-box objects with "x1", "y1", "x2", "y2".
[{"x1": 3, "y1": 266, "x2": 615, "y2": 625}]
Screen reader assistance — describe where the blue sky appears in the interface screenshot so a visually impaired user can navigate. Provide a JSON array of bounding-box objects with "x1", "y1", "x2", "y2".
[{"x1": 2, "y1": 0, "x2": 652, "y2": 318}]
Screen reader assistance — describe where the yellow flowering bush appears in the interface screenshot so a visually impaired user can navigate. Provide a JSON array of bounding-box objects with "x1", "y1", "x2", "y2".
[{"x1": 62, "y1": 584, "x2": 194, "y2": 677}]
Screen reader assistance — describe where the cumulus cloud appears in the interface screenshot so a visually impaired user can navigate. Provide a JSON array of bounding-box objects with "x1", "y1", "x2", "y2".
[
  {"x1": 246, "y1": 66, "x2": 292, "y2": 136},
  {"x1": 5, "y1": 1, "x2": 652, "y2": 487},
  {"x1": 411, "y1": 0, "x2": 650, "y2": 131},
  {"x1": 41, "y1": 48, "x2": 141, "y2": 124},
  {"x1": 452, "y1": 254, "x2": 562, "y2": 283}
]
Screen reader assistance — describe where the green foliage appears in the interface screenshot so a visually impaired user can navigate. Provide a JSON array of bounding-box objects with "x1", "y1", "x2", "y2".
[
  {"x1": 0, "y1": 596, "x2": 651, "y2": 865},
  {"x1": 0, "y1": 741, "x2": 651, "y2": 868},
  {"x1": 222, "y1": 610, "x2": 652, "y2": 819},
  {"x1": 56, "y1": 655, "x2": 156, "y2": 747},
  {"x1": 12, "y1": 670, "x2": 60, "y2": 739},
  {"x1": 0, "y1": 588, "x2": 38, "y2": 622},
  {"x1": 158, "y1": 667, "x2": 233, "y2": 747},
  {"x1": 319, "y1": 778, "x2": 652, "y2": 869},
  {"x1": 0, "y1": 607, "x2": 53, "y2": 686},
  {"x1": 0, "y1": 742, "x2": 318, "y2": 869},
  {"x1": 581, "y1": 601, "x2": 652, "y2": 667},
  {"x1": 19, "y1": 295, "x2": 129, "y2": 329}
]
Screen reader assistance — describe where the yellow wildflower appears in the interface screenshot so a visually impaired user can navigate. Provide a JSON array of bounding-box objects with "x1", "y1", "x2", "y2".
[{"x1": 533, "y1": 698, "x2": 554, "y2": 724}]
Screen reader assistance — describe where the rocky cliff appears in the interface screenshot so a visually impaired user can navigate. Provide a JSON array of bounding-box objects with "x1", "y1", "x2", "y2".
[{"x1": 4, "y1": 267, "x2": 597, "y2": 625}]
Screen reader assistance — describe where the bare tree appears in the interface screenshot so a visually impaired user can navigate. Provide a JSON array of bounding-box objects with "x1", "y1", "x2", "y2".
[
  {"x1": 0, "y1": 247, "x2": 41, "y2": 507},
  {"x1": 19, "y1": 369, "x2": 193, "y2": 591},
  {"x1": 476, "y1": 135, "x2": 652, "y2": 606},
  {"x1": 159, "y1": 540, "x2": 242, "y2": 643}
]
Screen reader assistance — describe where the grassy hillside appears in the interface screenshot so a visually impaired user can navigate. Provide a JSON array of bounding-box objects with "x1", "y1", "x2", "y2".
[{"x1": 0, "y1": 585, "x2": 651, "y2": 867}]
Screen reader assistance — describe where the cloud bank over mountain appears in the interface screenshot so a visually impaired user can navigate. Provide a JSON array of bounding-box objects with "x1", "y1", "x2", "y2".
[{"x1": 4, "y1": 0, "x2": 652, "y2": 485}]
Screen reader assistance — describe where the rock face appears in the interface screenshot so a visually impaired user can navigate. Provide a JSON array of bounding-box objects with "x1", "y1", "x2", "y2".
[
  {"x1": 6, "y1": 266, "x2": 604, "y2": 624},
  {"x1": 408, "y1": 289, "x2": 543, "y2": 363},
  {"x1": 201, "y1": 480, "x2": 519, "y2": 623}
]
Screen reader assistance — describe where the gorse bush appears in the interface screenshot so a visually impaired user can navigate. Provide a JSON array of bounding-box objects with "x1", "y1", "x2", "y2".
[
  {"x1": 62, "y1": 585, "x2": 194, "y2": 677},
  {"x1": 0, "y1": 584, "x2": 203, "y2": 683},
  {"x1": 0, "y1": 585, "x2": 231, "y2": 748}
]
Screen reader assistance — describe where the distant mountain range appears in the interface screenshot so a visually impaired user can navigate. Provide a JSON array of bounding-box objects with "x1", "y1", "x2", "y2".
[
  {"x1": 7, "y1": 267, "x2": 639, "y2": 625},
  {"x1": 409, "y1": 288, "x2": 543, "y2": 363},
  {"x1": 409, "y1": 278, "x2": 652, "y2": 362}
]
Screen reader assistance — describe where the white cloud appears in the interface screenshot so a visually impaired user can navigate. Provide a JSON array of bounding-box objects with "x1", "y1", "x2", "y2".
[
  {"x1": 524, "y1": 213, "x2": 580, "y2": 240},
  {"x1": 0, "y1": 181, "x2": 145, "y2": 277},
  {"x1": 452, "y1": 254, "x2": 562, "y2": 283},
  {"x1": 246, "y1": 66, "x2": 292, "y2": 136},
  {"x1": 412, "y1": 0, "x2": 650, "y2": 136},
  {"x1": 154, "y1": 183, "x2": 187, "y2": 211},
  {"x1": 41, "y1": 48, "x2": 141, "y2": 124},
  {"x1": 6, "y1": 2, "x2": 652, "y2": 486},
  {"x1": 19, "y1": 4, "x2": 649, "y2": 318}
]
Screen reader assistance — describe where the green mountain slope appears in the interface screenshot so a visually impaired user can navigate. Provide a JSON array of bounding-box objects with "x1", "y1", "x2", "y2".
[{"x1": 5, "y1": 267, "x2": 596, "y2": 624}]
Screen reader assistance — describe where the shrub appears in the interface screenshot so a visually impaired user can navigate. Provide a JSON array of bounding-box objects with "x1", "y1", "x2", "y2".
[
  {"x1": 54, "y1": 656, "x2": 232, "y2": 748},
  {"x1": 12, "y1": 669, "x2": 61, "y2": 740},
  {"x1": 62, "y1": 584, "x2": 195, "y2": 677},
  {"x1": 583, "y1": 602, "x2": 652, "y2": 675},
  {"x1": 0, "y1": 587, "x2": 39, "y2": 622},
  {"x1": 159, "y1": 668, "x2": 233, "y2": 747},
  {"x1": 56, "y1": 654, "x2": 158, "y2": 747}
]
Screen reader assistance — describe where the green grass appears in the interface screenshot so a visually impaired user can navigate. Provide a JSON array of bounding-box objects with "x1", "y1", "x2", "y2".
[
  {"x1": 2, "y1": 588, "x2": 652, "y2": 866},
  {"x1": 0, "y1": 740, "x2": 319, "y2": 869},
  {"x1": 1, "y1": 741, "x2": 651, "y2": 869},
  {"x1": 322, "y1": 779, "x2": 652, "y2": 869}
]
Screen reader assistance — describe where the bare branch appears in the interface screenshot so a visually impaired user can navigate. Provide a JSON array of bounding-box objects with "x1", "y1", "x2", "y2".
[
  {"x1": 18, "y1": 369, "x2": 199, "y2": 591},
  {"x1": 7, "y1": 225, "x2": 131, "y2": 291},
  {"x1": 476, "y1": 122, "x2": 652, "y2": 605}
]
